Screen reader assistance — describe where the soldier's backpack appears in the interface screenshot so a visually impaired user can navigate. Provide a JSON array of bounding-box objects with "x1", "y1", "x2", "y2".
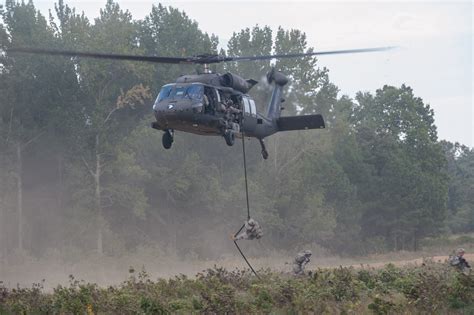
[{"x1": 448, "y1": 255, "x2": 461, "y2": 266}]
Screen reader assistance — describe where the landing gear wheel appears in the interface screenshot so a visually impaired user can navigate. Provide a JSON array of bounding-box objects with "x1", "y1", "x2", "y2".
[
  {"x1": 224, "y1": 130, "x2": 235, "y2": 146},
  {"x1": 162, "y1": 130, "x2": 173, "y2": 149}
]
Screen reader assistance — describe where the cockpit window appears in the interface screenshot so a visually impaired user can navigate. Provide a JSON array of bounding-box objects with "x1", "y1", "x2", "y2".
[
  {"x1": 173, "y1": 86, "x2": 187, "y2": 98},
  {"x1": 157, "y1": 85, "x2": 173, "y2": 102},
  {"x1": 156, "y1": 84, "x2": 203, "y2": 103}
]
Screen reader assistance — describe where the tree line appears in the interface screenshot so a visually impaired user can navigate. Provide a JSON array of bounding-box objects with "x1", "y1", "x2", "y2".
[{"x1": 0, "y1": 0, "x2": 472, "y2": 259}]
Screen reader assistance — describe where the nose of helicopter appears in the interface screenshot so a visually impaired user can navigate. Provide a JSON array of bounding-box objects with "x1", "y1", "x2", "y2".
[{"x1": 153, "y1": 101, "x2": 202, "y2": 127}]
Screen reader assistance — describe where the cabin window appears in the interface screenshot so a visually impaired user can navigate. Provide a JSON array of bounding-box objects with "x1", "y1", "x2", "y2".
[
  {"x1": 243, "y1": 97, "x2": 251, "y2": 115},
  {"x1": 185, "y1": 85, "x2": 204, "y2": 100},
  {"x1": 249, "y1": 99, "x2": 257, "y2": 117}
]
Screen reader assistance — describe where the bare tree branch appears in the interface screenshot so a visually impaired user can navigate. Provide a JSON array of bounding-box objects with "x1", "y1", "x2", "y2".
[
  {"x1": 81, "y1": 156, "x2": 95, "y2": 177},
  {"x1": 103, "y1": 107, "x2": 118, "y2": 125},
  {"x1": 277, "y1": 148, "x2": 307, "y2": 177},
  {"x1": 101, "y1": 195, "x2": 114, "y2": 208},
  {"x1": 6, "y1": 107, "x2": 13, "y2": 144},
  {"x1": 98, "y1": 78, "x2": 113, "y2": 105},
  {"x1": 21, "y1": 130, "x2": 46, "y2": 149}
]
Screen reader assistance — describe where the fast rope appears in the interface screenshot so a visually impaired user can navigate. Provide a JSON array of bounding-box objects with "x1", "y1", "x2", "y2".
[
  {"x1": 242, "y1": 131, "x2": 250, "y2": 221},
  {"x1": 233, "y1": 131, "x2": 260, "y2": 279}
]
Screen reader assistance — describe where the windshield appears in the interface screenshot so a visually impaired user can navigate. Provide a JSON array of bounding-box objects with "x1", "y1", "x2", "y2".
[
  {"x1": 156, "y1": 84, "x2": 203, "y2": 103},
  {"x1": 157, "y1": 85, "x2": 173, "y2": 102}
]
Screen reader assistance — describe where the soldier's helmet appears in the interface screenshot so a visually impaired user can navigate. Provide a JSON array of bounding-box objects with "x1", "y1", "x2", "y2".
[
  {"x1": 457, "y1": 248, "x2": 465, "y2": 255},
  {"x1": 248, "y1": 218, "x2": 256, "y2": 226},
  {"x1": 304, "y1": 250, "x2": 312, "y2": 257}
]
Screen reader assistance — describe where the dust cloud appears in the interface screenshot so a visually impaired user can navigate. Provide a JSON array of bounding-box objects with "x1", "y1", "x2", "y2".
[{"x1": 2, "y1": 244, "x2": 471, "y2": 290}]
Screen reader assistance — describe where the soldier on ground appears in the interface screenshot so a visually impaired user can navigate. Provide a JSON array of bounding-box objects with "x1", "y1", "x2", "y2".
[
  {"x1": 293, "y1": 250, "x2": 312, "y2": 275},
  {"x1": 449, "y1": 248, "x2": 471, "y2": 272},
  {"x1": 233, "y1": 218, "x2": 263, "y2": 241}
]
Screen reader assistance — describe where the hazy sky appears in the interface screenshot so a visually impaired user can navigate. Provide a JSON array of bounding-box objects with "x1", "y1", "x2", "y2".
[{"x1": 31, "y1": 0, "x2": 473, "y2": 147}]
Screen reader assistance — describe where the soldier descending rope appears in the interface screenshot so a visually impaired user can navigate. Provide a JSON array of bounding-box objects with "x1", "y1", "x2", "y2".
[
  {"x1": 233, "y1": 218, "x2": 263, "y2": 241},
  {"x1": 230, "y1": 132, "x2": 263, "y2": 279}
]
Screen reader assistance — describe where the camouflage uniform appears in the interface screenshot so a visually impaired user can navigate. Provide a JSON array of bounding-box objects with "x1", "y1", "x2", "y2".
[
  {"x1": 293, "y1": 250, "x2": 312, "y2": 275},
  {"x1": 217, "y1": 102, "x2": 227, "y2": 112},
  {"x1": 234, "y1": 218, "x2": 263, "y2": 241},
  {"x1": 449, "y1": 248, "x2": 471, "y2": 272},
  {"x1": 222, "y1": 99, "x2": 241, "y2": 130},
  {"x1": 203, "y1": 94, "x2": 209, "y2": 107}
]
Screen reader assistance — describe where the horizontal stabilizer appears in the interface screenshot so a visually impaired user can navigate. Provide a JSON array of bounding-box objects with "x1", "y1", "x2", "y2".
[{"x1": 277, "y1": 114, "x2": 325, "y2": 131}]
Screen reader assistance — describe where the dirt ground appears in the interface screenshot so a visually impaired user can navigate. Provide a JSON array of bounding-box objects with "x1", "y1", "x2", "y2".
[
  {"x1": 343, "y1": 253, "x2": 474, "y2": 269},
  {"x1": 1, "y1": 252, "x2": 472, "y2": 290}
]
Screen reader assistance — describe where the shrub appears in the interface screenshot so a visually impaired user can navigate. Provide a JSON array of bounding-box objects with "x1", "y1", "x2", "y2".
[{"x1": 0, "y1": 264, "x2": 472, "y2": 314}]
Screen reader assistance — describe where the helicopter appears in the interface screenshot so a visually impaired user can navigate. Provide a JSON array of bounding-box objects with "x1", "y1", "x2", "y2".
[{"x1": 8, "y1": 46, "x2": 392, "y2": 159}]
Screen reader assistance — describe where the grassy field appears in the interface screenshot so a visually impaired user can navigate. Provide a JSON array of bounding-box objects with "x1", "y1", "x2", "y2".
[
  {"x1": 1, "y1": 262, "x2": 473, "y2": 314},
  {"x1": 1, "y1": 236, "x2": 472, "y2": 313}
]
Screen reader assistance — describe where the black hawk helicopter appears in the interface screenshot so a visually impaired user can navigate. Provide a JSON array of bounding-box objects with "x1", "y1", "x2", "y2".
[{"x1": 9, "y1": 46, "x2": 392, "y2": 159}]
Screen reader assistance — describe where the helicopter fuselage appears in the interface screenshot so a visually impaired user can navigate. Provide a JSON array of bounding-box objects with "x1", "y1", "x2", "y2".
[
  {"x1": 152, "y1": 82, "x2": 277, "y2": 139},
  {"x1": 151, "y1": 71, "x2": 325, "y2": 159}
]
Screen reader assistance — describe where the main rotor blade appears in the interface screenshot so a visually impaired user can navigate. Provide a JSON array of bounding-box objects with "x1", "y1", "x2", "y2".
[
  {"x1": 223, "y1": 47, "x2": 395, "y2": 62},
  {"x1": 8, "y1": 46, "x2": 395, "y2": 65},
  {"x1": 7, "y1": 47, "x2": 196, "y2": 64}
]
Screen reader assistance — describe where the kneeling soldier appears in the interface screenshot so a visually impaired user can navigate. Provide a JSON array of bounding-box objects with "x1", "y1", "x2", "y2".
[
  {"x1": 449, "y1": 248, "x2": 471, "y2": 272},
  {"x1": 293, "y1": 250, "x2": 312, "y2": 275}
]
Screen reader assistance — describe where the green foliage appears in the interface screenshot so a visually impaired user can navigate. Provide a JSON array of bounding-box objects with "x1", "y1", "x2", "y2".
[
  {"x1": 368, "y1": 297, "x2": 397, "y2": 315},
  {"x1": 138, "y1": 3, "x2": 218, "y2": 89},
  {"x1": 1, "y1": 264, "x2": 472, "y2": 314},
  {"x1": 342, "y1": 85, "x2": 450, "y2": 251},
  {"x1": 442, "y1": 141, "x2": 474, "y2": 233}
]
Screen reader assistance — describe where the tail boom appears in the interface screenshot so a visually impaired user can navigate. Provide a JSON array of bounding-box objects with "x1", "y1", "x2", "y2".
[{"x1": 276, "y1": 114, "x2": 325, "y2": 131}]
